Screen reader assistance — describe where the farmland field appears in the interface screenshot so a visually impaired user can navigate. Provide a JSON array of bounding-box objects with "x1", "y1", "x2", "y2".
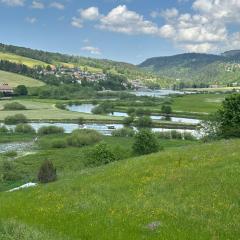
[
  {"x1": 0, "y1": 70, "x2": 45, "y2": 87},
  {"x1": 0, "y1": 52, "x2": 47, "y2": 67}
]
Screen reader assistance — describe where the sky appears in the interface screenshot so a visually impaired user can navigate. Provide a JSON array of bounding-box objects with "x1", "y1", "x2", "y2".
[{"x1": 0, "y1": 0, "x2": 240, "y2": 64}]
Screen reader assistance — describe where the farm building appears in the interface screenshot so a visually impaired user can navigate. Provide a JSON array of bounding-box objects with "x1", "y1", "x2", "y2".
[{"x1": 0, "y1": 83, "x2": 14, "y2": 95}]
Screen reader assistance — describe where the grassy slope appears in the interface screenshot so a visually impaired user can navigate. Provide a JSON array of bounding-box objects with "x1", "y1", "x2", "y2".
[
  {"x1": 0, "y1": 70, "x2": 45, "y2": 88},
  {"x1": 0, "y1": 139, "x2": 239, "y2": 239},
  {"x1": 0, "y1": 52, "x2": 47, "y2": 67}
]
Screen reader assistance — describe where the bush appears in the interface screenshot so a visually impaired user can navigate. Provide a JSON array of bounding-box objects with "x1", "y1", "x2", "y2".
[
  {"x1": 3, "y1": 102, "x2": 27, "y2": 110},
  {"x1": 89, "y1": 143, "x2": 116, "y2": 165},
  {"x1": 155, "y1": 131, "x2": 172, "y2": 139},
  {"x1": 77, "y1": 117, "x2": 84, "y2": 125},
  {"x1": 38, "y1": 126, "x2": 64, "y2": 135},
  {"x1": 55, "y1": 103, "x2": 66, "y2": 110},
  {"x1": 112, "y1": 127, "x2": 135, "y2": 137},
  {"x1": 4, "y1": 114, "x2": 28, "y2": 125},
  {"x1": 183, "y1": 132, "x2": 196, "y2": 140},
  {"x1": 133, "y1": 129, "x2": 159, "y2": 155},
  {"x1": 1, "y1": 161, "x2": 20, "y2": 181},
  {"x1": 15, "y1": 124, "x2": 36, "y2": 134},
  {"x1": 4, "y1": 151, "x2": 18, "y2": 158},
  {"x1": 127, "y1": 107, "x2": 136, "y2": 116},
  {"x1": 0, "y1": 126, "x2": 9, "y2": 133},
  {"x1": 14, "y1": 85, "x2": 28, "y2": 96},
  {"x1": 136, "y1": 116, "x2": 152, "y2": 128},
  {"x1": 38, "y1": 160, "x2": 57, "y2": 183},
  {"x1": 170, "y1": 130, "x2": 182, "y2": 139},
  {"x1": 51, "y1": 139, "x2": 67, "y2": 149},
  {"x1": 67, "y1": 129, "x2": 102, "y2": 147},
  {"x1": 123, "y1": 116, "x2": 134, "y2": 126},
  {"x1": 161, "y1": 105, "x2": 172, "y2": 114}
]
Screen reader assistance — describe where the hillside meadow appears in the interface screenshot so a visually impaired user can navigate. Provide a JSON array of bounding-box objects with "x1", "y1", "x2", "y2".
[
  {"x1": 0, "y1": 139, "x2": 239, "y2": 239},
  {"x1": 0, "y1": 70, "x2": 45, "y2": 88}
]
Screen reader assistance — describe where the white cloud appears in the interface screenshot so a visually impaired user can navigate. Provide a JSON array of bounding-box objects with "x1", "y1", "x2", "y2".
[
  {"x1": 81, "y1": 46, "x2": 101, "y2": 55},
  {"x1": 50, "y1": 2, "x2": 64, "y2": 10},
  {"x1": 26, "y1": 17, "x2": 37, "y2": 24},
  {"x1": 31, "y1": 0, "x2": 44, "y2": 9},
  {"x1": 79, "y1": 7, "x2": 100, "y2": 20},
  {"x1": 1, "y1": 0, "x2": 25, "y2": 6},
  {"x1": 71, "y1": 17, "x2": 83, "y2": 28},
  {"x1": 71, "y1": 2, "x2": 240, "y2": 53},
  {"x1": 182, "y1": 43, "x2": 216, "y2": 53},
  {"x1": 98, "y1": 5, "x2": 159, "y2": 35}
]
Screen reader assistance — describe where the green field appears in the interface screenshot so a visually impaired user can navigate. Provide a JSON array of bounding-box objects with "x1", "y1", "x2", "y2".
[
  {"x1": 0, "y1": 52, "x2": 47, "y2": 67},
  {"x1": 0, "y1": 138, "x2": 239, "y2": 239},
  {"x1": 0, "y1": 70, "x2": 45, "y2": 88},
  {"x1": 0, "y1": 99, "x2": 118, "y2": 122},
  {"x1": 171, "y1": 94, "x2": 228, "y2": 114}
]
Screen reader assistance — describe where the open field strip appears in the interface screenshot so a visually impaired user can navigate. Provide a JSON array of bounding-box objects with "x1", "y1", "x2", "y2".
[
  {"x1": 0, "y1": 70, "x2": 45, "y2": 87},
  {"x1": 0, "y1": 52, "x2": 47, "y2": 67}
]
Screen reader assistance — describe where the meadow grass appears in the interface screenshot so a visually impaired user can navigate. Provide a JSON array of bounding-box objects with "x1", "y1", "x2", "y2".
[
  {"x1": 0, "y1": 52, "x2": 47, "y2": 67},
  {"x1": 0, "y1": 70, "x2": 45, "y2": 88},
  {"x1": 0, "y1": 139, "x2": 239, "y2": 239}
]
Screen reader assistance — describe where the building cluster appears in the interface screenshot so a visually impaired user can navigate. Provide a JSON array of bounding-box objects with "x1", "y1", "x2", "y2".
[
  {"x1": 39, "y1": 66, "x2": 107, "y2": 83},
  {"x1": 0, "y1": 83, "x2": 14, "y2": 96},
  {"x1": 224, "y1": 63, "x2": 240, "y2": 72}
]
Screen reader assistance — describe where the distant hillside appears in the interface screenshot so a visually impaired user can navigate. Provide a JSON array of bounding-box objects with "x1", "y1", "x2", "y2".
[
  {"x1": 139, "y1": 52, "x2": 240, "y2": 86},
  {"x1": 0, "y1": 70, "x2": 45, "y2": 88},
  {"x1": 0, "y1": 43, "x2": 172, "y2": 88}
]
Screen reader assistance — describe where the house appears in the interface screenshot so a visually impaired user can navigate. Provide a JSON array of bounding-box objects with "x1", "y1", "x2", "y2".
[{"x1": 0, "y1": 83, "x2": 14, "y2": 95}]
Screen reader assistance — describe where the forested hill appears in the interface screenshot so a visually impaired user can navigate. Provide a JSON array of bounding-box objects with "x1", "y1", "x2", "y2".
[{"x1": 139, "y1": 52, "x2": 240, "y2": 86}]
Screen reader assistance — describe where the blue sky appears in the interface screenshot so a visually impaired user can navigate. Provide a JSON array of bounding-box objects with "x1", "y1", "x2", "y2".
[{"x1": 0, "y1": 0, "x2": 240, "y2": 64}]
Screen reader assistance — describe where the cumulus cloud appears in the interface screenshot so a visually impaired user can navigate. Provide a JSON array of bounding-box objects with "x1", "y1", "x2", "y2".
[
  {"x1": 72, "y1": 1, "x2": 240, "y2": 53},
  {"x1": 81, "y1": 46, "x2": 101, "y2": 55},
  {"x1": 79, "y1": 7, "x2": 100, "y2": 20},
  {"x1": 31, "y1": 0, "x2": 44, "y2": 9},
  {"x1": 50, "y1": 1, "x2": 64, "y2": 10},
  {"x1": 1, "y1": 0, "x2": 25, "y2": 6}
]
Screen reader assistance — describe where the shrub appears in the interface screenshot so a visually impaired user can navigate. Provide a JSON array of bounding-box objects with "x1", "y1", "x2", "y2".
[
  {"x1": 136, "y1": 108, "x2": 145, "y2": 116},
  {"x1": 170, "y1": 130, "x2": 182, "y2": 139},
  {"x1": 112, "y1": 127, "x2": 135, "y2": 137},
  {"x1": 123, "y1": 116, "x2": 134, "y2": 126},
  {"x1": 133, "y1": 129, "x2": 159, "y2": 155},
  {"x1": 127, "y1": 107, "x2": 136, "y2": 116},
  {"x1": 4, "y1": 151, "x2": 18, "y2": 158},
  {"x1": 155, "y1": 131, "x2": 172, "y2": 139},
  {"x1": 51, "y1": 139, "x2": 67, "y2": 149},
  {"x1": 89, "y1": 143, "x2": 116, "y2": 165},
  {"x1": 55, "y1": 103, "x2": 66, "y2": 110},
  {"x1": 161, "y1": 105, "x2": 172, "y2": 114},
  {"x1": 4, "y1": 114, "x2": 28, "y2": 125},
  {"x1": 14, "y1": 85, "x2": 28, "y2": 96},
  {"x1": 183, "y1": 132, "x2": 196, "y2": 140},
  {"x1": 0, "y1": 126, "x2": 9, "y2": 134},
  {"x1": 3, "y1": 102, "x2": 27, "y2": 110},
  {"x1": 38, "y1": 160, "x2": 57, "y2": 183},
  {"x1": 77, "y1": 117, "x2": 84, "y2": 125},
  {"x1": 67, "y1": 129, "x2": 102, "y2": 147},
  {"x1": 15, "y1": 124, "x2": 36, "y2": 134},
  {"x1": 1, "y1": 161, "x2": 20, "y2": 181},
  {"x1": 38, "y1": 126, "x2": 64, "y2": 135},
  {"x1": 136, "y1": 116, "x2": 153, "y2": 128}
]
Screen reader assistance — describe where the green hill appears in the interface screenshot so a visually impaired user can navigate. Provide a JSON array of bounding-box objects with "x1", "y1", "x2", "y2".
[
  {"x1": 0, "y1": 70, "x2": 45, "y2": 87},
  {"x1": 0, "y1": 43, "x2": 172, "y2": 88},
  {"x1": 139, "y1": 52, "x2": 240, "y2": 86},
  {"x1": 0, "y1": 139, "x2": 239, "y2": 239}
]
